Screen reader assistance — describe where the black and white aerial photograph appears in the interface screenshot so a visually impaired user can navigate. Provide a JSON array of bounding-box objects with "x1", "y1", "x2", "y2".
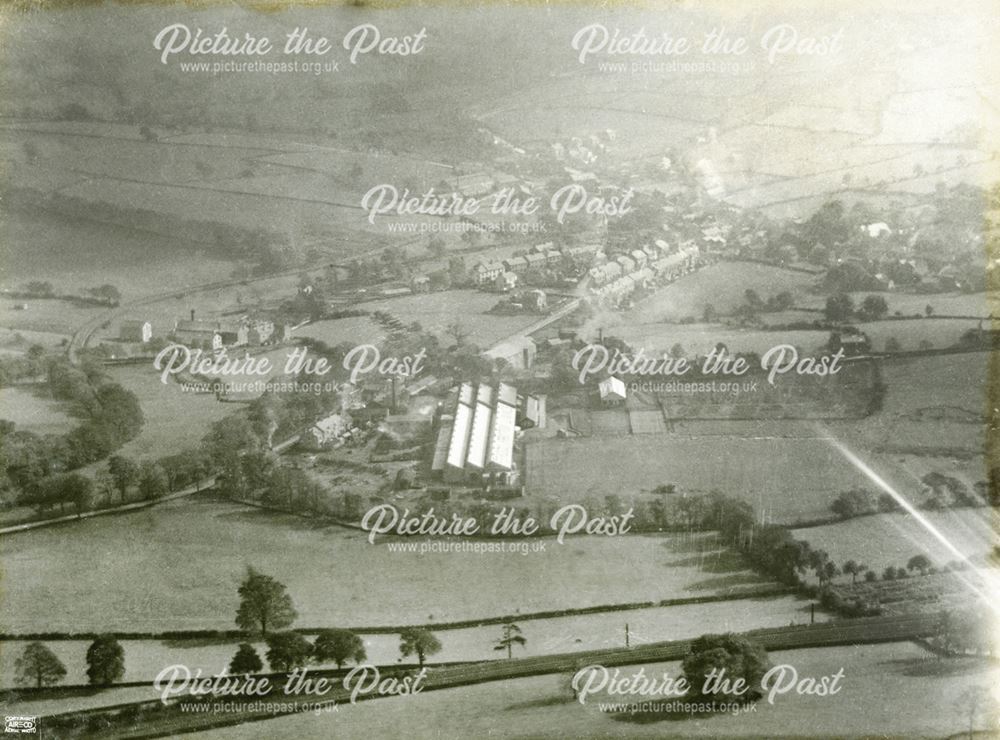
[{"x1": 0, "y1": 0, "x2": 998, "y2": 737}]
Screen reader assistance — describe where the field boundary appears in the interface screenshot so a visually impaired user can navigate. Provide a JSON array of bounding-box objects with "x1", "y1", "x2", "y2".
[{"x1": 0, "y1": 585, "x2": 795, "y2": 642}]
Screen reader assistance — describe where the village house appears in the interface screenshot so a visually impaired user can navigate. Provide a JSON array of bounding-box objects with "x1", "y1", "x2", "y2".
[
  {"x1": 495, "y1": 271, "x2": 518, "y2": 292},
  {"x1": 473, "y1": 261, "x2": 504, "y2": 285},
  {"x1": 485, "y1": 335, "x2": 536, "y2": 370},
  {"x1": 598, "y1": 376, "x2": 627, "y2": 405},
  {"x1": 303, "y1": 413, "x2": 350, "y2": 450},
  {"x1": 410, "y1": 274, "x2": 431, "y2": 293},
  {"x1": 120, "y1": 319, "x2": 153, "y2": 344},
  {"x1": 524, "y1": 252, "x2": 546, "y2": 271},
  {"x1": 503, "y1": 256, "x2": 529, "y2": 274}
]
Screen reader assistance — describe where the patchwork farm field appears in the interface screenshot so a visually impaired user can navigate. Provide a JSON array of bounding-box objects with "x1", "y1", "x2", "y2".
[
  {"x1": 524, "y1": 435, "x2": 914, "y2": 524},
  {"x1": 0, "y1": 297, "x2": 101, "y2": 338},
  {"x1": 296, "y1": 315, "x2": 387, "y2": 348},
  {"x1": 363, "y1": 290, "x2": 541, "y2": 348},
  {"x1": 857, "y1": 318, "x2": 983, "y2": 351},
  {"x1": 102, "y1": 366, "x2": 234, "y2": 461},
  {"x1": 0, "y1": 594, "x2": 820, "y2": 689},
  {"x1": 797, "y1": 291, "x2": 992, "y2": 319},
  {"x1": 602, "y1": 323, "x2": 829, "y2": 358},
  {"x1": 0, "y1": 498, "x2": 777, "y2": 634},
  {"x1": 792, "y1": 508, "x2": 999, "y2": 575},
  {"x1": 877, "y1": 352, "x2": 987, "y2": 417},
  {"x1": 0, "y1": 127, "x2": 273, "y2": 185},
  {"x1": 204, "y1": 642, "x2": 1000, "y2": 739},
  {"x1": 625, "y1": 263, "x2": 817, "y2": 323},
  {"x1": 0, "y1": 209, "x2": 236, "y2": 302},
  {"x1": 0, "y1": 386, "x2": 73, "y2": 435}
]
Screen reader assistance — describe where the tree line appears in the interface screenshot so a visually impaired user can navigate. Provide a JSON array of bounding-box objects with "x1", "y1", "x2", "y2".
[{"x1": 1, "y1": 357, "x2": 144, "y2": 510}]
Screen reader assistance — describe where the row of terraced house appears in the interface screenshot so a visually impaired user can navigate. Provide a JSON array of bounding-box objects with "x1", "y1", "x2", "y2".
[
  {"x1": 589, "y1": 242, "x2": 701, "y2": 304},
  {"x1": 471, "y1": 242, "x2": 599, "y2": 286}
]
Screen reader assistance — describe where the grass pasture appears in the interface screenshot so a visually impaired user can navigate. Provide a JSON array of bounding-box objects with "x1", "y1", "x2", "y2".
[
  {"x1": 792, "y1": 508, "x2": 998, "y2": 576},
  {"x1": 363, "y1": 290, "x2": 540, "y2": 348},
  {"x1": 601, "y1": 323, "x2": 829, "y2": 358},
  {"x1": 103, "y1": 365, "x2": 234, "y2": 461},
  {"x1": 203, "y1": 642, "x2": 1000, "y2": 739},
  {"x1": 0, "y1": 208, "x2": 236, "y2": 302},
  {"x1": 524, "y1": 435, "x2": 911, "y2": 524},
  {"x1": 0, "y1": 385, "x2": 73, "y2": 435},
  {"x1": 626, "y1": 263, "x2": 817, "y2": 323},
  {"x1": 0, "y1": 498, "x2": 777, "y2": 634},
  {"x1": 295, "y1": 315, "x2": 387, "y2": 349}
]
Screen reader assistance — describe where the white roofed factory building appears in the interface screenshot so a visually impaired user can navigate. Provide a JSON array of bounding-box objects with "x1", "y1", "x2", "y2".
[{"x1": 429, "y1": 380, "x2": 542, "y2": 489}]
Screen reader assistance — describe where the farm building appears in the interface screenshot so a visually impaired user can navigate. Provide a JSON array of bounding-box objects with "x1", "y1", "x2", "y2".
[
  {"x1": 120, "y1": 319, "x2": 153, "y2": 343},
  {"x1": 174, "y1": 317, "x2": 249, "y2": 349},
  {"x1": 453, "y1": 173, "x2": 495, "y2": 198},
  {"x1": 495, "y1": 271, "x2": 518, "y2": 292},
  {"x1": 485, "y1": 336, "x2": 536, "y2": 370},
  {"x1": 599, "y1": 376, "x2": 627, "y2": 405},
  {"x1": 303, "y1": 413, "x2": 350, "y2": 450},
  {"x1": 518, "y1": 393, "x2": 546, "y2": 429}
]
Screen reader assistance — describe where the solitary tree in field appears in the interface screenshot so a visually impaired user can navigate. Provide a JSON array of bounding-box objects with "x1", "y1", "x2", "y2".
[
  {"x1": 15, "y1": 642, "x2": 66, "y2": 688},
  {"x1": 228, "y1": 643, "x2": 263, "y2": 675},
  {"x1": 494, "y1": 621, "x2": 527, "y2": 660},
  {"x1": 907, "y1": 554, "x2": 933, "y2": 576},
  {"x1": 858, "y1": 294, "x2": 889, "y2": 321},
  {"x1": 313, "y1": 629, "x2": 367, "y2": 669},
  {"x1": 236, "y1": 567, "x2": 297, "y2": 637},
  {"x1": 824, "y1": 293, "x2": 854, "y2": 323},
  {"x1": 86, "y1": 635, "x2": 125, "y2": 686},
  {"x1": 399, "y1": 628, "x2": 441, "y2": 668},
  {"x1": 682, "y1": 633, "x2": 770, "y2": 703}
]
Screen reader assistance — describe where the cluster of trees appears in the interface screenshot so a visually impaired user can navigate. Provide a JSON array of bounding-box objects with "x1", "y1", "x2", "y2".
[
  {"x1": 830, "y1": 474, "x2": 991, "y2": 522},
  {"x1": 928, "y1": 606, "x2": 997, "y2": 657},
  {"x1": 14, "y1": 635, "x2": 124, "y2": 689},
  {"x1": 10, "y1": 281, "x2": 120, "y2": 306},
  {"x1": 740, "y1": 289, "x2": 795, "y2": 316},
  {"x1": 232, "y1": 568, "x2": 446, "y2": 672},
  {"x1": 830, "y1": 487, "x2": 901, "y2": 519},
  {"x1": 823, "y1": 293, "x2": 889, "y2": 323},
  {"x1": 0, "y1": 343, "x2": 50, "y2": 386},
  {"x1": 2, "y1": 358, "x2": 144, "y2": 507},
  {"x1": 710, "y1": 494, "x2": 882, "y2": 615}
]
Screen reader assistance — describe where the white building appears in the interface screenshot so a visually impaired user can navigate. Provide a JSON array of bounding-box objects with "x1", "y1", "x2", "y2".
[{"x1": 599, "y1": 376, "x2": 627, "y2": 404}]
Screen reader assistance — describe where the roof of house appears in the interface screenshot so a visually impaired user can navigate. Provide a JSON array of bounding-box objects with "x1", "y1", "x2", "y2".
[
  {"x1": 174, "y1": 320, "x2": 220, "y2": 335},
  {"x1": 485, "y1": 336, "x2": 535, "y2": 361},
  {"x1": 599, "y1": 376, "x2": 627, "y2": 399}
]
